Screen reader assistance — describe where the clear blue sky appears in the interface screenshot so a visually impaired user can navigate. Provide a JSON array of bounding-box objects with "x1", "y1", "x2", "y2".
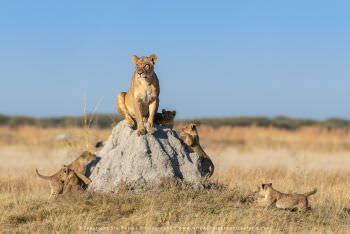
[{"x1": 1, "y1": 1, "x2": 349, "y2": 119}]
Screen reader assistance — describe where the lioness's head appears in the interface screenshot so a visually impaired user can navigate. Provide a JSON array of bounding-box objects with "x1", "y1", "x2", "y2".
[
  {"x1": 258, "y1": 183, "x2": 273, "y2": 196},
  {"x1": 131, "y1": 54, "x2": 158, "y2": 80}
]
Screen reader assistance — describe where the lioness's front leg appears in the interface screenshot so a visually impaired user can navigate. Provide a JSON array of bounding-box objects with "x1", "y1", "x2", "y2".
[
  {"x1": 117, "y1": 92, "x2": 135, "y2": 128},
  {"x1": 146, "y1": 98, "x2": 159, "y2": 134},
  {"x1": 134, "y1": 99, "x2": 146, "y2": 136}
]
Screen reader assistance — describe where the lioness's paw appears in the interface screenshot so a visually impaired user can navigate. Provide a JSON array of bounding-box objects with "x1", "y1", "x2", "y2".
[
  {"x1": 137, "y1": 128, "x2": 146, "y2": 136},
  {"x1": 146, "y1": 122, "x2": 154, "y2": 134},
  {"x1": 126, "y1": 118, "x2": 135, "y2": 129}
]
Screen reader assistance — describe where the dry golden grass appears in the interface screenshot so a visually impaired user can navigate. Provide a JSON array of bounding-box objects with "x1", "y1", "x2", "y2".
[{"x1": 1, "y1": 124, "x2": 350, "y2": 233}]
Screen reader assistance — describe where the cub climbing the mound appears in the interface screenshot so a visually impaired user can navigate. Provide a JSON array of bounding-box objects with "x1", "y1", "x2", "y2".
[
  {"x1": 36, "y1": 151, "x2": 96, "y2": 198},
  {"x1": 117, "y1": 54, "x2": 160, "y2": 136},
  {"x1": 62, "y1": 166, "x2": 92, "y2": 194},
  {"x1": 180, "y1": 123, "x2": 215, "y2": 178},
  {"x1": 256, "y1": 183, "x2": 317, "y2": 211},
  {"x1": 154, "y1": 109, "x2": 176, "y2": 129}
]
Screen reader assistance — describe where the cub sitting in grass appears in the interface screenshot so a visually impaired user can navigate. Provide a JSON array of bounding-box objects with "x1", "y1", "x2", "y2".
[
  {"x1": 154, "y1": 109, "x2": 176, "y2": 129},
  {"x1": 180, "y1": 123, "x2": 215, "y2": 178},
  {"x1": 256, "y1": 183, "x2": 317, "y2": 211}
]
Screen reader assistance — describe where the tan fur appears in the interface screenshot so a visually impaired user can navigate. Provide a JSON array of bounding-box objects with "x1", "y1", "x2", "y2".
[
  {"x1": 117, "y1": 54, "x2": 160, "y2": 136},
  {"x1": 65, "y1": 151, "x2": 96, "y2": 175},
  {"x1": 256, "y1": 183, "x2": 317, "y2": 211},
  {"x1": 36, "y1": 166, "x2": 70, "y2": 198},
  {"x1": 180, "y1": 123, "x2": 214, "y2": 177},
  {"x1": 62, "y1": 151, "x2": 96, "y2": 193},
  {"x1": 62, "y1": 168, "x2": 92, "y2": 194},
  {"x1": 154, "y1": 109, "x2": 176, "y2": 129}
]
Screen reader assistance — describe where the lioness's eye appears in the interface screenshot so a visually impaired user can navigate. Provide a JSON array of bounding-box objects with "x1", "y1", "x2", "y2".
[{"x1": 144, "y1": 64, "x2": 150, "y2": 70}]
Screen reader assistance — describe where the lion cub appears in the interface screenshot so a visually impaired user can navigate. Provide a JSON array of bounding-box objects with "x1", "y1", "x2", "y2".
[
  {"x1": 180, "y1": 123, "x2": 214, "y2": 178},
  {"x1": 62, "y1": 167, "x2": 92, "y2": 194},
  {"x1": 256, "y1": 183, "x2": 317, "y2": 211},
  {"x1": 62, "y1": 151, "x2": 96, "y2": 192},
  {"x1": 65, "y1": 151, "x2": 96, "y2": 176},
  {"x1": 154, "y1": 109, "x2": 176, "y2": 129},
  {"x1": 36, "y1": 166, "x2": 70, "y2": 198}
]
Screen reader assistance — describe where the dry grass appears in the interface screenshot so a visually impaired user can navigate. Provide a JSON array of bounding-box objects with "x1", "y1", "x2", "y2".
[{"x1": 1, "y1": 125, "x2": 350, "y2": 233}]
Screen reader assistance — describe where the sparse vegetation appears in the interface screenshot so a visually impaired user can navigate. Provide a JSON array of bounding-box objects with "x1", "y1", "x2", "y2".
[{"x1": 1, "y1": 123, "x2": 350, "y2": 232}]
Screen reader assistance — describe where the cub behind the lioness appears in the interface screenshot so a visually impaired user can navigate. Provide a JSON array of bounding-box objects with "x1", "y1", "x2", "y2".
[{"x1": 154, "y1": 109, "x2": 176, "y2": 129}]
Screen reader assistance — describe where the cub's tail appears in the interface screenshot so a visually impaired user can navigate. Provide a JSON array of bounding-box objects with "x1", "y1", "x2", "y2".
[
  {"x1": 304, "y1": 188, "x2": 317, "y2": 197},
  {"x1": 35, "y1": 169, "x2": 53, "y2": 180}
]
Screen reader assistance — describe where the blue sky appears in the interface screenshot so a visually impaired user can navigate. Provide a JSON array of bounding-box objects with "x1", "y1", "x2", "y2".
[{"x1": 0, "y1": 1, "x2": 349, "y2": 119}]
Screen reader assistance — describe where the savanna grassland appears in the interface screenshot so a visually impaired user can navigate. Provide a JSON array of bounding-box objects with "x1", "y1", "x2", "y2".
[{"x1": 1, "y1": 122, "x2": 350, "y2": 233}]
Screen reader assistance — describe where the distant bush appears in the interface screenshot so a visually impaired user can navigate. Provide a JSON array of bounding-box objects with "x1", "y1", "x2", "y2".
[
  {"x1": 1, "y1": 113, "x2": 350, "y2": 130},
  {"x1": 0, "y1": 114, "x2": 122, "y2": 129},
  {"x1": 182, "y1": 116, "x2": 349, "y2": 130}
]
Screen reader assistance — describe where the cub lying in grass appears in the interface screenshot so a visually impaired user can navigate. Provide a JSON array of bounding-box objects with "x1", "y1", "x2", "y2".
[{"x1": 256, "y1": 183, "x2": 317, "y2": 211}]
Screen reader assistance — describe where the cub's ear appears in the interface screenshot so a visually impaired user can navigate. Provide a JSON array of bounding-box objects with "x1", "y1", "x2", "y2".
[
  {"x1": 268, "y1": 183, "x2": 272, "y2": 187},
  {"x1": 149, "y1": 54, "x2": 158, "y2": 64},
  {"x1": 172, "y1": 111, "x2": 176, "y2": 116},
  {"x1": 261, "y1": 184, "x2": 265, "y2": 189},
  {"x1": 162, "y1": 109, "x2": 166, "y2": 114},
  {"x1": 131, "y1": 55, "x2": 139, "y2": 64}
]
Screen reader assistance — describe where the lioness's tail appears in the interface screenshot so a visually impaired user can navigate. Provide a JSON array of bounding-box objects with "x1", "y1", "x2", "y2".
[
  {"x1": 304, "y1": 188, "x2": 317, "y2": 197},
  {"x1": 35, "y1": 169, "x2": 53, "y2": 180}
]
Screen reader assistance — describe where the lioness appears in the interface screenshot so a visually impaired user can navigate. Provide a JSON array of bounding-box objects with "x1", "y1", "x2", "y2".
[
  {"x1": 256, "y1": 183, "x2": 317, "y2": 211},
  {"x1": 36, "y1": 166, "x2": 70, "y2": 198},
  {"x1": 117, "y1": 54, "x2": 160, "y2": 136},
  {"x1": 154, "y1": 109, "x2": 176, "y2": 129},
  {"x1": 180, "y1": 123, "x2": 214, "y2": 178}
]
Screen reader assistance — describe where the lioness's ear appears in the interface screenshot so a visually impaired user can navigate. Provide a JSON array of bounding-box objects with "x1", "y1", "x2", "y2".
[
  {"x1": 268, "y1": 183, "x2": 272, "y2": 187},
  {"x1": 131, "y1": 55, "x2": 139, "y2": 64},
  {"x1": 262, "y1": 184, "x2": 265, "y2": 189},
  {"x1": 149, "y1": 54, "x2": 157, "y2": 64},
  {"x1": 162, "y1": 109, "x2": 166, "y2": 114}
]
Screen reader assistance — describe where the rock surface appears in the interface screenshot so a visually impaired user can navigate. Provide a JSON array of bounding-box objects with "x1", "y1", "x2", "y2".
[{"x1": 88, "y1": 121, "x2": 204, "y2": 192}]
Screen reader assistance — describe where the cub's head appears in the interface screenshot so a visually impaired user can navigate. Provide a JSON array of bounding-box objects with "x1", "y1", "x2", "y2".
[
  {"x1": 58, "y1": 165, "x2": 70, "y2": 182},
  {"x1": 79, "y1": 151, "x2": 97, "y2": 163},
  {"x1": 162, "y1": 109, "x2": 176, "y2": 122},
  {"x1": 131, "y1": 54, "x2": 158, "y2": 80},
  {"x1": 258, "y1": 183, "x2": 273, "y2": 196},
  {"x1": 181, "y1": 123, "x2": 198, "y2": 137}
]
